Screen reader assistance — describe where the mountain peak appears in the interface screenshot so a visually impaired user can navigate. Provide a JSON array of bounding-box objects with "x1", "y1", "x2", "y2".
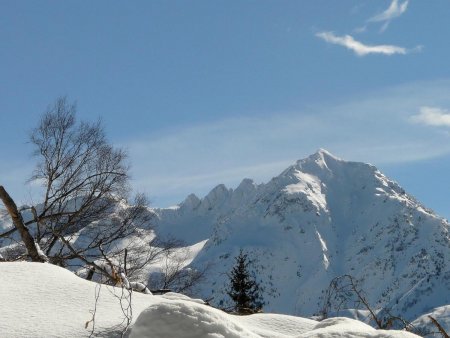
[
  {"x1": 305, "y1": 148, "x2": 341, "y2": 164},
  {"x1": 286, "y1": 149, "x2": 342, "y2": 178},
  {"x1": 181, "y1": 193, "x2": 201, "y2": 209},
  {"x1": 236, "y1": 178, "x2": 256, "y2": 191},
  {"x1": 315, "y1": 148, "x2": 339, "y2": 159}
]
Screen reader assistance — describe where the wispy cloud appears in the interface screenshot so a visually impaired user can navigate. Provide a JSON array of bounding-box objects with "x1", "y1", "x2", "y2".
[
  {"x1": 353, "y1": 26, "x2": 367, "y2": 34},
  {"x1": 369, "y1": 0, "x2": 409, "y2": 23},
  {"x1": 316, "y1": 31, "x2": 407, "y2": 56},
  {"x1": 411, "y1": 106, "x2": 450, "y2": 127},
  {"x1": 368, "y1": 0, "x2": 409, "y2": 32}
]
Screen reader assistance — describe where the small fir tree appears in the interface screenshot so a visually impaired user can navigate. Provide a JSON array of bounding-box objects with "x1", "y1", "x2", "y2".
[{"x1": 226, "y1": 249, "x2": 263, "y2": 314}]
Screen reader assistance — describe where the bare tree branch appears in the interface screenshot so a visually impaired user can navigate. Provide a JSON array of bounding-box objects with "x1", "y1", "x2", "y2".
[
  {"x1": 429, "y1": 316, "x2": 450, "y2": 338},
  {"x1": 0, "y1": 227, "x2": 17, "y2": 238}
]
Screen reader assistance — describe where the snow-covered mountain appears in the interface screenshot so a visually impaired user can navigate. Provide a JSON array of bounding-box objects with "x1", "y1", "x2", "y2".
[{"x1": 152, "y1": 149, "x2": 450, "y2": 324}]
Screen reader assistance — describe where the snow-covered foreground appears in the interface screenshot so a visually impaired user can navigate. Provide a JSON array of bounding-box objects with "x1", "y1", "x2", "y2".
[{"x1": 0, "y1": 262, "x2": 423, "y2": 337}]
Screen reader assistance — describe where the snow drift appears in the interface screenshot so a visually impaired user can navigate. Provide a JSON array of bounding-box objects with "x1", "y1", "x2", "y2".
[{"x1": 0, "y1": 262, "x2": 425, "y2": 337}]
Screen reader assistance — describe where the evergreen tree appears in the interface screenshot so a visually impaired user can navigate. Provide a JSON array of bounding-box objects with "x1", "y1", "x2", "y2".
[{"x1": 226, "y1": 249, "x2": 263, "y2": 314}]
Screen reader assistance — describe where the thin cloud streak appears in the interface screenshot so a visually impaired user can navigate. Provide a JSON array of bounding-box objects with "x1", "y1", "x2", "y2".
[
  {"x1": 368, "y1": 0, "x2": 409, "y2": 32},
  {"x1": 354, "y1": 26, "x2": 367, "y2": 34},
  {"x1": 369, "y1": 0, "x2": 409, "y2": 23},
  {"x1": 411, "y1": 106, "x2": 450, "y2": 127},
  {"x1": 316, "y1": 32, "x2": 407, "y2": 56},
  {"x1": 379, "y1": 21, "x2": 390, "y2": 33}
]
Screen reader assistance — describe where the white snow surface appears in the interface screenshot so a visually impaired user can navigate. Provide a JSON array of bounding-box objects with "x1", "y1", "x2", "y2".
[
  {"x1": 132, "y1": 306, "x2": 420, "y2": 338},
  {"x1": 0, "y1": 262, "x2": 421, "y2": 338},
  {"x1": 0, "y1": 262, "x2": 153, "y2": 337}
]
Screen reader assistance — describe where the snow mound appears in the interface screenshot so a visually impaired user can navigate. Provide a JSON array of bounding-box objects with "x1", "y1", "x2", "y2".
[
  {"x1": 238, "y1": 313, "x2": 317, "y2": 337},
  {"x1": 130, "y1": 300, "x2": 259, "y2": 338},
  {"x1": 0, "y1": 262, "x2": 156, "y2": 337},
  {"x1": 159, "y1": 291, "x2": 207, "y2": 304},
  {"x1": 131, "y1": 303, "x2": 421, "y2": 338},
  {"x1": 303, "y1": 317, "x2": 419, "y2": 338}
]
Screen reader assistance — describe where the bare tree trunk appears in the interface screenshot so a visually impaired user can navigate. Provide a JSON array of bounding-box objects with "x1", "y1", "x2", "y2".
[
  {"x1": 0, "y1": 186, "x2": 46, "y2": 262},
  {"x1": 86, "y1": 267, "x2": 95, "y2": 281},
  {"x1": 124, "y1": 248, "x2": 128, "y2": 276}
]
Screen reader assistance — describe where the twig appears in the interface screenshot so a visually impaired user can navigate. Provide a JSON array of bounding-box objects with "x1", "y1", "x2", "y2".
[{"x1": 86, "y1": 283, "x2": 101, "y2": 337}]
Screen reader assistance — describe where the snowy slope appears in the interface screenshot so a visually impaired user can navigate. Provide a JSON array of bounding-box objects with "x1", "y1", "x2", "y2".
[
  {"x1": 0, "y1": 262, "x2": 155, "y2": 337},
  {"x1": 0, "y1": 262, "x2": 422, "y2": 338},
  {"x1": 0, "y1": 262, "x2": 421, "y2": 338},
  {"x1": 153, "y1": 150, "x2": 450, "y2": 325}
]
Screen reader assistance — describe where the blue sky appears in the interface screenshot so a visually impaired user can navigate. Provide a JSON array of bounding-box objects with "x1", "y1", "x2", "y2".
[{"x1": 1, "y1": 1, "x2": 449, "y2": 219}]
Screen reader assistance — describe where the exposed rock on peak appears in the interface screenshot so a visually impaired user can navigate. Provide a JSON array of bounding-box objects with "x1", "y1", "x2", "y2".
[{"x1": 181, "y1": 193, "x2": 201, "y2": 210}]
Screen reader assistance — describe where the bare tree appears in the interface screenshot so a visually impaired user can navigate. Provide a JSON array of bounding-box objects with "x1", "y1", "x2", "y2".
[
  {"x1": 321, "y1": 274, "x2": 419, "y2": 332},
  {"x1": 0, "y1": 96, "x2": 211, "y2": 296},
  {"x1": 148, "y1": 243, "x2": 211, "y2": 295},
  {"x1": 0, "y1": 98, "x2": 153, "y2": 283}
]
